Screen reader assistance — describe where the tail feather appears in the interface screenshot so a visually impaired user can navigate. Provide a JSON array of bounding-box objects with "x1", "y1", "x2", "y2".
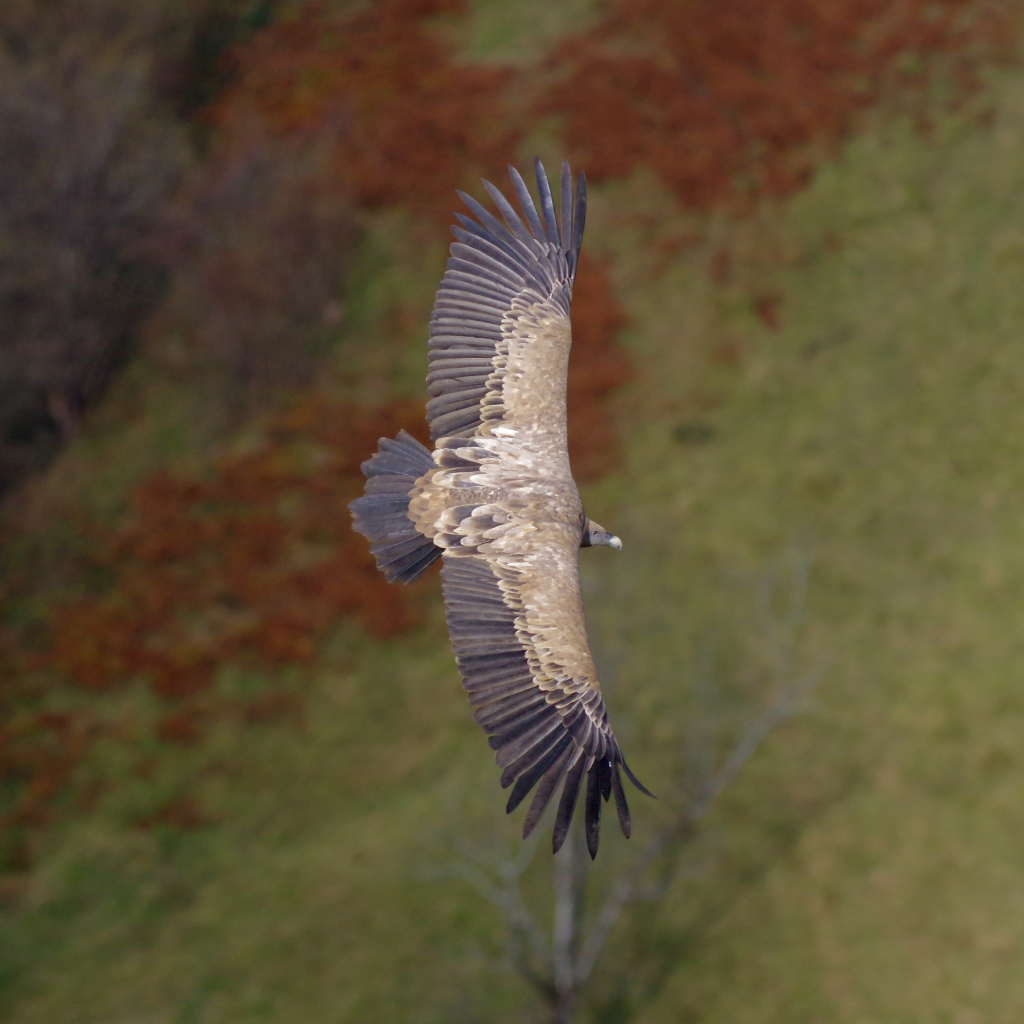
[{"x1": 350, "y1": 429, "x2": 442, "y2": 584}]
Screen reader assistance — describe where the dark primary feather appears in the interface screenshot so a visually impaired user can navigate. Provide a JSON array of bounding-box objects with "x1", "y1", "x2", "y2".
[
  {"x1": 559, "y1": 160, "x2": 573, "y2": 252},
  {"x1": 552, "y1": 755, "x2": 588, "y2": 854},
  {"x1": 482, "y1": 178, "x2": 534, "y2": 246},
  {"x1": 584, "y1": 762, "x2": 604, "y2": 858},
  {"x1": 534, "y1": 157, "x2": 560, "y2": 245},
  {"x1": 571, "y1": 171, "x2": 587, "y2": 265},
  {"x1": 508, "y1": 164, "x2": 545, "y2": 241}
]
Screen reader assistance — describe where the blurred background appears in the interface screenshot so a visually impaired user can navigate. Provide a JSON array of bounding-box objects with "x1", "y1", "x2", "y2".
[{"x1": 1, "y1": 0, "x2": 1024, "y2": 1020}]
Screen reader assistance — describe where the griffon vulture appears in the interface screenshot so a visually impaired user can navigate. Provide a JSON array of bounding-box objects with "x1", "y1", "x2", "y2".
[{"x1": 350, "y1": 160, "x2": 649, "y2": 858}]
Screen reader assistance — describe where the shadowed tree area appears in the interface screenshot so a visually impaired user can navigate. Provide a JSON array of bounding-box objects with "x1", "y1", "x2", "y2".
[{"x1": 0, "y1": 0, "x2": 191, "y2": 490}]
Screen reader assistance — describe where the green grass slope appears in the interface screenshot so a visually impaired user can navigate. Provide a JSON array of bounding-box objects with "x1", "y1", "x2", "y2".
[
  {"x1": 6, "y1": 58, "x2": 1024, "y2": 1024},
  {"x1": 610, "y1": 77, "x2": 1024, "y2": 1022}
]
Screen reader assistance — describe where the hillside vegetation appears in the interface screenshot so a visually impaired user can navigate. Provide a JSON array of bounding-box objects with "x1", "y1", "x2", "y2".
[{"x1": 2, "y1": 1, "x2": 1024, "y2": 1022}]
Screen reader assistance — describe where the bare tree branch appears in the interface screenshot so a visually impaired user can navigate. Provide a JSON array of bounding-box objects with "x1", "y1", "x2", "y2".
[
  {"x1": 440, "y1": 548, "x2": 820, "y2": 1023},
  {"x1": 573, "y1": 666, "x2": 822, "y2": 987}
]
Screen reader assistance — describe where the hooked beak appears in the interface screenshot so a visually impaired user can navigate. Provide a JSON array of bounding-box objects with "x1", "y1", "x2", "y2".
[{"x1": 583, "y1": 519, "x2": 623, "y2": 550}]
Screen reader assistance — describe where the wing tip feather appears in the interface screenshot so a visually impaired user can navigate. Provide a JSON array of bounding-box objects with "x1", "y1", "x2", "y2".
[
  {"x1": 621, "y1": 758, "x2": 655, "y2": 799},
  {"x1": 551, "y1": 754, "x2": 587, "y2": 854}
]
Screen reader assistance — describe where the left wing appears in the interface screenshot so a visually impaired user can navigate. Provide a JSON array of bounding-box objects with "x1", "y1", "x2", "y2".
[{"x1": 442, "y1": 534, "x2": 648, "y2": 858}]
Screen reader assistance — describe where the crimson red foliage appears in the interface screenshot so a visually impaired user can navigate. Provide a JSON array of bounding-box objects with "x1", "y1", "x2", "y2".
[
  {"x1": 0, "y1": 0, "x2": 1013, "y2": 855},
  {"x1": 753, "y1": 291, "x2": 784, "y2": 331},
  {"x1": 133, "y1": 795, "x2": 218, "y2": 831},
  {"x1": 0, "y1": 709, "x2": 93, "y2": 831},
  {"x1": 47, "y1": 396, "x2": 429, "y2": 701},
  {"x1": 540, "y1": 0, "x2": 1011, "y2": 210},
  {"x1": 567, "y1": 253, "x2": 632, "y2": 482},
  {"x1": 0, "y1": 397, "x2": 429, "y2": 841},
  {"x1": 208, "y1": 0, "x2": 519, "y2": 219}
]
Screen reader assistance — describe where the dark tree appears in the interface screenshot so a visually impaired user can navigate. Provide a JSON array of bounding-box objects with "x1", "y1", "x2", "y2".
[{"x1": 0, "y1": 0, "x2": 195, "y2": 493}]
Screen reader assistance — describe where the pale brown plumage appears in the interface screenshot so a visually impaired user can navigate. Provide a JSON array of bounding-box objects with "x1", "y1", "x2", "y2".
[{"x1": 350, "y1": 160, "x2": 648, "y2": 858}]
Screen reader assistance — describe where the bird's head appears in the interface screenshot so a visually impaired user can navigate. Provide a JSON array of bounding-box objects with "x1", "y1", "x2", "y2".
[{"x1": 581, "y1": 518, "x2": 622, "y2": 550}]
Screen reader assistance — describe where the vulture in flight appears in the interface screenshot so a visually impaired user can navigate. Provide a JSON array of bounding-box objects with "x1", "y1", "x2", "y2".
[{"x1": 350, "y1": 159, "x2": 649, "y2": 858}]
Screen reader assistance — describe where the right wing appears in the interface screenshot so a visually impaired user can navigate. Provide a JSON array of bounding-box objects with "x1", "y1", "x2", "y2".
[{"x1": 426, "y1": 159, "x2": 585, "y2": 442}]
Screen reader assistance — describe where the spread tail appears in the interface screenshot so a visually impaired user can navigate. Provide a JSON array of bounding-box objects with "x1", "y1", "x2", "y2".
[{"x1": 349, "y1": 430, "x2": 441, "y2": 584}]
